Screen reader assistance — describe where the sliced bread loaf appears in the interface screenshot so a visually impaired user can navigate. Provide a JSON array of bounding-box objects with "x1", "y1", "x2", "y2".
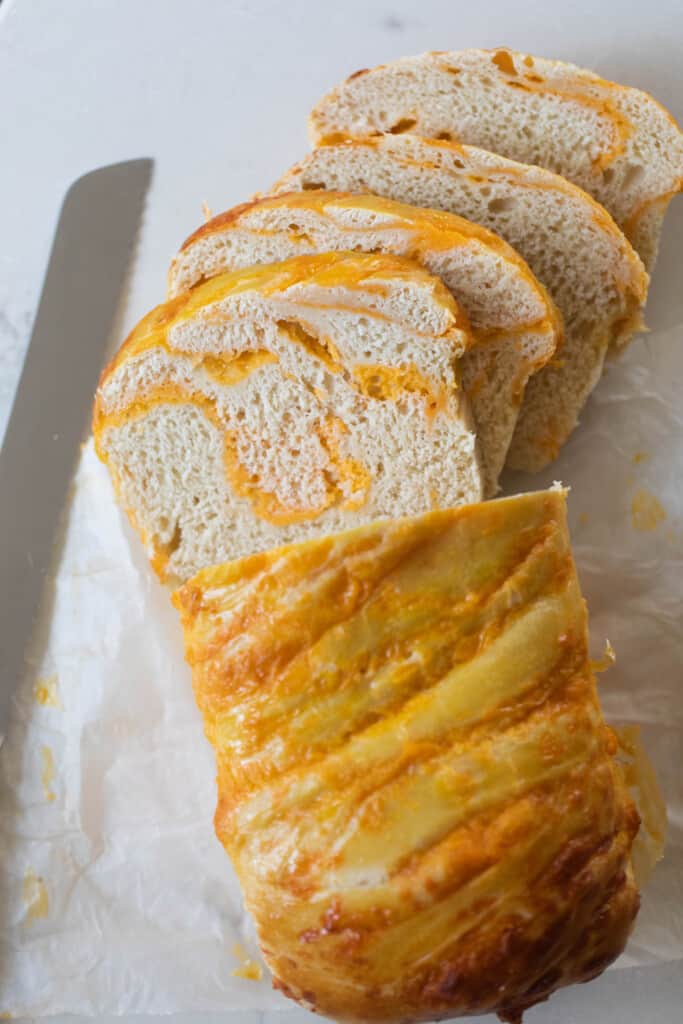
[
  {"x1": 309, "y1": 48, "x2": 683, "y2": 269},
  {"x1": 94, "y1": 252, "x2": 482, "y2": 583},
  {"x1": 272, "y1": 135, "x2": 648, "y2": 472},
  {"x1": 168, "y1": 191, "x2": 561, "y2": 494}
]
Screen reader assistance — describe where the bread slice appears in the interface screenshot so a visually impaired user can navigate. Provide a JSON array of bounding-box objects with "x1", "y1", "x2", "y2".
[
  {"x1": 273, "y1": 135, "x2": 648, "y2": 472},
  {"x1": 94, "y1": 252, "x2": 482, "y2": 583},
  {"x1": 168, "y1": 191, "x2": 561, "y2": 494},
  {"x1": 309, "y1": 48, "x2": 683, "y2": 269},
  {"x1": 173, "y1": 487, "x2": 640, "y2": 1023}
]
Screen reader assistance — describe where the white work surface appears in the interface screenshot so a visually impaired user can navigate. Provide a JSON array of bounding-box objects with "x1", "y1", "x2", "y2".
[{"x1": 1, "y1": 0, "x2": 683, "y2": 1021}]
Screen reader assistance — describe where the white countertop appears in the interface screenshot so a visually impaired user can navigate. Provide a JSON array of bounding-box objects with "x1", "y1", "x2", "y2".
[{"x1": 1, "y1": 0, "x2": 682, "y2": 1020}]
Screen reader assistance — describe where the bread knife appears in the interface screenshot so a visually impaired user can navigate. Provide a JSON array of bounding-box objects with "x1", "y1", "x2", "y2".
[{"x1": 0, "y1": 159, "x2": 153, "y2": 741}]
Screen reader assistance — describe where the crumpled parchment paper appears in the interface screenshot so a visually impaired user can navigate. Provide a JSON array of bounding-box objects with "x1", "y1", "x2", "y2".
[{"x1": 0, "y1": 322, "x2": 681, "y2": 1015}]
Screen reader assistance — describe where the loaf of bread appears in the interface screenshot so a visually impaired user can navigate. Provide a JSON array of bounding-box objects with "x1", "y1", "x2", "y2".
[
  {"x1": 94, "y1": 252, "x2": 482, "y2": 582},
  {"x1": 309, "y1": 48, "x2": 683, "y2": 269},
  {"x1": 173, "y1": 487, "x2": 640, "y2": 1024},
  {"x1": 169, "y1": 191, "x2": 561, "y2": 494},
  {"x1": 273, "y1": 135, "x2": 647, "y2": 472}
]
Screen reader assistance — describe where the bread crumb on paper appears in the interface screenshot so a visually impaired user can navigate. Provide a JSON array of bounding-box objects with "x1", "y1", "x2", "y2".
[
  {"x1": 33, "y1": 674, "x2": 62, "y2": 709},
  {"x1": 631, "y1": 488, "x2": 666, "y2": 532},
  {"x1": 231, "y1": 941, "x2": 263, "y2": 981},
  {"x1": 22, "y1": 869, "x2": 49, "y2": 922},
  {"x1": 201, "y1": 200, "x2": 213, "y2": 222},
  {"x1": 632, "y1": 451, "x2": 649, "y2": 464}
]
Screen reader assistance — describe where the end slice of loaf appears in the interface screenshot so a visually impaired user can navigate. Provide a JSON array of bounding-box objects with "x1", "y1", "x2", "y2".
[
  {"x1": 272, "y1": 135, "x2": 648, "y2": 472},
  {"x1": 168, "y1": 191, "x2": 561, "y2": 494},
  {"x1": 309, "y1": 47, "x2": 683, "y2": 269},
  {"x1": 94, "y1": 252, "x2": 482, "y2": 583},
  {"x1": 173, "y1": 487, "x2": 640, "y2": 1024}
]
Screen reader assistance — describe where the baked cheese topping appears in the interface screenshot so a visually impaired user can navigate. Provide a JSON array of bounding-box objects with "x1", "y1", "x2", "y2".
[{"x1": 173, "y1": 490, "x2": 640, "y2": 1022}]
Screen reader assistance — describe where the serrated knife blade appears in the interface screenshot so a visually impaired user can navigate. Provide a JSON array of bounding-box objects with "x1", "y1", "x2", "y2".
[{"x1": 0, "y1": 159, "x2": 153, "y2": 737}]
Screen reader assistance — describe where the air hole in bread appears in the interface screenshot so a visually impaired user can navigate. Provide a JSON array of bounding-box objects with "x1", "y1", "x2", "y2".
[
  {"x1": 488, "y1": 196, "x2": 517, "y2": 214},
  {"x1": 492, "y1": 49, "x2": 517, "y2": 75},
  {"x1": 436, "y1": 131, "x2": 453, "y2": 141},
  {"x1": 602, "y1": 166, "x2": 616, "y2": 184},
  {"x1": 622, "y1": 163, "x2": 645, "y2": 191},
  {"x1": 389, "y1": 118, "x2": 417, "y2": 134},
  {"x1": 302, "y1": 181, "x2": 326, "y2": 191}
]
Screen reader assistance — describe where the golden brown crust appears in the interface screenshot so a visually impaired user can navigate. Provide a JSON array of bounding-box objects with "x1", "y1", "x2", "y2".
[
  {"x1": 178, "y1": 197, "x2": 263, "y2": 252},
  {"x1": 174, "y1": 491, "x2": 640, "y2": 1022}
]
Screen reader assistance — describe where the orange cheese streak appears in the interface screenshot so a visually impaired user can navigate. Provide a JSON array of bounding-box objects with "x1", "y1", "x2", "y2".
[
  {"x1": 480, "y1": 48, "x2": 633, "y2": 170},
  {"x1": 94, "y1": 254, "x2": 465, "y2": 558},
  {"x1": 178, "y1": 190, "x2": 560, "y2": 343},
  {"x1": 104, "y1": 250, "x2": 465, "y2": 375},
  {"x1": 95, "y1": 350, "x2": 440, "y2": 540},
  {"x1": 95, "y1": 383, "x2": 370, "y2": 544}
]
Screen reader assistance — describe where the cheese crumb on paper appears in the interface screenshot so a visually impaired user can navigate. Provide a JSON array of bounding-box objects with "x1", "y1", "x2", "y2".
[
  {"x1": 230, "y1": 942, "x2": 263, "y2": 981},
  {"x1": 22, "y1": 869, "x2": 49, "y2": 922},
  {"x1": 33, "y1": 674, "x2": 62, "y2": 709},
  {"x1": 40, "y1": 745, "x2": 56, "y2": 802},
  {"x1": 631, "y1": 489, "x2": 667, "y2": 532},
  {"x1": 591, "y1": 638, "x2": 616, "y2": 674}
]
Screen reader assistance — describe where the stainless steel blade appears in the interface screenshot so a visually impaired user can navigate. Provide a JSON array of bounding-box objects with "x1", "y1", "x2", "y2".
[{"x1": 0, "y1": 159, "x2": 153, "y2": 734}]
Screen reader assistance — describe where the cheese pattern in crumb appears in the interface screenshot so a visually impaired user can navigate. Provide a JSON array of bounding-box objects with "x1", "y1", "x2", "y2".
[
  {"x1": 168, "y1": 191, "x2": 562, "y2": 494},
  {"x1": 273, "y1": 134, "x2": 648, "y2": 473},
  {"x1": 173, "y1": 489, "x2": 640, "y2": 1024},
  {"x1": 94, "y1": 252, "x2": 482, "y2": 582},
  {"x1": 308, "y1": 48, "x2": 683, "y2": 269}
]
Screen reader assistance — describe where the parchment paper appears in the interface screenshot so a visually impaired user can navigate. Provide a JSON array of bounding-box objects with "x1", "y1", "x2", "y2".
[{"x1": 0, "y1": 322, "x2": 681, "y2": 1015}]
